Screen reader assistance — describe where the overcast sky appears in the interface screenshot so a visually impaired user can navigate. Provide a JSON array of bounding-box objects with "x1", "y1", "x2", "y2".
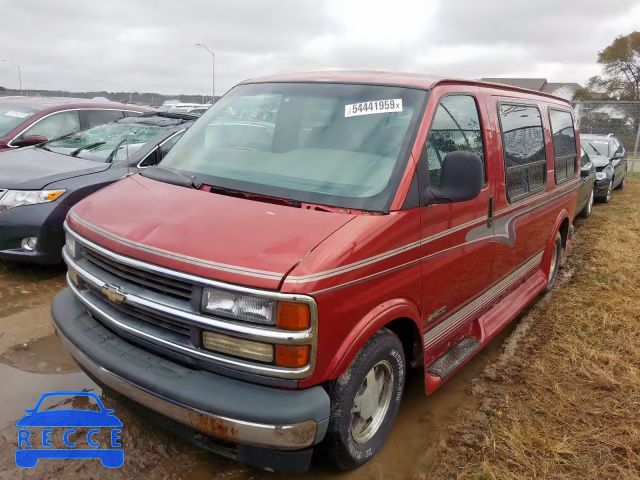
[{"x1": 1, "y1": 0, "x2": 639, "y2": 97}]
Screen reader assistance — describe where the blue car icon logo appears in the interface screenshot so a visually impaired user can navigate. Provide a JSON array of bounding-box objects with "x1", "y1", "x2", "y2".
[{"x1": 15, "y1": 391, "x2": 124, "y2": 468}]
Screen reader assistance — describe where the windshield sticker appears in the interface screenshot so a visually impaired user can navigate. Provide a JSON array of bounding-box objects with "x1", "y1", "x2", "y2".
[
  {"x1": 345, "y1": 99, "x2": 403, "y2": 118},
  {"x1": 4, "y1": 111, "x2": 32, "y2": 119}
]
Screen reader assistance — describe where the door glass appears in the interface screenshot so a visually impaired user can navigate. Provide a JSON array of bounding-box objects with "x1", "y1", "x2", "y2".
[
  {"x1": 499, "y1": 104, "x2": 546, "y2": 201},
  {"x1": 549, "y1": 109, "x2": 577, "y2": 184},
  {"x1": 425, "y1": 95, "x2": 485, "y2": 188},
  {"x1": 84, "y1": 109, "x2": 125, "y2": 128},
  {"x1": 21, "y1": 110, "x2": 81, "y2": 141}
]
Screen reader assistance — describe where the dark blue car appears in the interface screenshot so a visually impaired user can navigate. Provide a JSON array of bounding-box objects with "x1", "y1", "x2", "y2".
[{"x1": 15, "y1": 391, "x2": 124, "y2": 468}]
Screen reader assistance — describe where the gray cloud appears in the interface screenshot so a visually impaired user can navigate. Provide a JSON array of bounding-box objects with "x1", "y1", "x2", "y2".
[{"x1": 1, "y1": 0, "x2": 639, "y2": 97}]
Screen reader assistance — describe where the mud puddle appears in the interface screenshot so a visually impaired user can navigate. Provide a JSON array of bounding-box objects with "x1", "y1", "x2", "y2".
[
  {"x1": 0, "y1": 334, "x2": 77, "y2": 374},
  {"x1": 0, "y1": 262, "x2": 66, "y2": 318}
]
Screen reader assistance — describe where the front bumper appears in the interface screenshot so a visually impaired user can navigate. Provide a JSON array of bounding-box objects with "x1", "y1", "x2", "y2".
[
  {"x1": 594, "y1": 178, "x2": 612, "y2": 198},
  {"x1": 52, "y1": 288, "x2": 330, "y2": 472},
  {"x1": 0, "y1": 201, "x2": 68, "y2": 264}
]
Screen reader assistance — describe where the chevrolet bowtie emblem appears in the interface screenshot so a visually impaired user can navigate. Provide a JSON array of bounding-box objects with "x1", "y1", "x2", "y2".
[{"x1": 101, "y1": 284, "x2": 126, "y2": 304}]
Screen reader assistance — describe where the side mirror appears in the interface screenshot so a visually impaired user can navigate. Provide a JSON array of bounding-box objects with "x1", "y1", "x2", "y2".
[
  {"x1": 580, "y1": 162, "x2": 592, "y2": 176},
  {"x1": 18, "y1": 135, "x2": 49, "y2": 147},
  {"x1": 424, "y1": 151, "x2": 483, "y2": 205},
  {"x1": 614, "y1": 151, "x2": 625, "y2": 159}
]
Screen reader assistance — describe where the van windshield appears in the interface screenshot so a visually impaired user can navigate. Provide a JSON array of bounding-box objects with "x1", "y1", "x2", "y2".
[{"x1": 160, "y1": 82, "x2": 427, "y2": 211}]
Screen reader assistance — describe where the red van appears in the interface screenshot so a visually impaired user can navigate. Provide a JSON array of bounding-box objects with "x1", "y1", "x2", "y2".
[{"x1": 52, "y1": 72, "x2": 579, "y2": 473}]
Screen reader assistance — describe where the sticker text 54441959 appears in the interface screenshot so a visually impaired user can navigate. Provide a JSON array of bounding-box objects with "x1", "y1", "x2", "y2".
[{"x1": 345, "y1": 99, "x2": 403, "y2": 118}]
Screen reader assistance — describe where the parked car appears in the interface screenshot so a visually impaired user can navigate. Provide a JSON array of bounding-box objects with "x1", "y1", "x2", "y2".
[
  {"x1": 0, "y1": 97, "x2": 151, "y2": 151},
  {"x1": 577, "y1": 147, "x2": 596, "y2": 217},
  {"x1": 580, "y1": 134, "x2": 627, "y2": 201},
  {"x1": 186, "y1": 106, "x2": 209, "y2": 116},
  {"x1": 157, "y1": 103, "x2": 205, "y2": 113},
  {"x1": 0, "y1": 112, "x2": 194, "y2": 264},
  {"x1": 53, "y1": 72, "x2": 580, "y2": 473}
]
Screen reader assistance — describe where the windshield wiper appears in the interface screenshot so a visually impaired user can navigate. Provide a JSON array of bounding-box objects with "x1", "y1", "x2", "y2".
[
  {"x1": 70, "y1": 142, "x2": 106, "y2": 157},
  {"x1": 140, "y1": 166, "x2": 202, "y2": 189}
]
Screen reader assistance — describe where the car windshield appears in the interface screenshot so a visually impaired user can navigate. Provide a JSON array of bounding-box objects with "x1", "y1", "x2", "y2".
[
  {"x1": 46, "y1": 120, "x2": 165, "y2": 162},
  {"x1": 160, "y1": 82, "x2": 427, "y2": 212},
  {"x1": 0, "y1": 105, "x2": 37, "y2": 137},
  {"x1": 581, "y1": 139, "x2": 609, "y2": 157}
]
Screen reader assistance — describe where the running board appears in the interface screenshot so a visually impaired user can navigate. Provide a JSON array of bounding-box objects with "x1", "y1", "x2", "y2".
[{"x1": 426, "y1": 337, "x2": 481, "y2": 379}]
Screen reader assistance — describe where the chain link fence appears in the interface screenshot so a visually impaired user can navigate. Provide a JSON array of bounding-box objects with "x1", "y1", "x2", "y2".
[{"x1": 573, "y1": 101, "x2": 640, "y2": 174}]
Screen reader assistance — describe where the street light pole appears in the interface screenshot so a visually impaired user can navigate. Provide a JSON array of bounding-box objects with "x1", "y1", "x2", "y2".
[
  {"x1": 0, "y1": 59, "x2": 22, "y2": 96},
  {"x1": 195, "y1": 43, "x2": 215, "y2": 103}
]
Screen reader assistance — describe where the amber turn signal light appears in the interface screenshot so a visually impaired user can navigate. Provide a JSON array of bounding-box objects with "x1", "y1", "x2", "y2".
[
  {"x1": 276, "y1": 302, "x2": 310, "y2": 330},
  {"x1": 275, "y1": 345, "x2": 310, "y2": 368}
]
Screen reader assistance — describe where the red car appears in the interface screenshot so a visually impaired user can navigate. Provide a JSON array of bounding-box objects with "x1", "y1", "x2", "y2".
[
  {"x1": 0, "y1": 97, "x2": 151, "y2": 151},
  {"x1": 53, "y1": 72, "x2": 580, "y2": 473}
]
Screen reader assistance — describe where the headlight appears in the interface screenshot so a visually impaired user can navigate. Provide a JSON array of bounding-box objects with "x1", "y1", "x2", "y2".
[
  {"x1": 0, "y1": 189, "x2": 65, "y2": 212},
  {"x1": 203, "y1": 288, "x2": 277, "y2": 325},
  {"x1": 202, "y1": 287, "x2": 311, "y2": 330},
  {"x1": 65, "y1": 231, "x2": 77, "y2": 257},
  {"x1": 595, "y1": 172, "x2": 606, "y2": 181}
]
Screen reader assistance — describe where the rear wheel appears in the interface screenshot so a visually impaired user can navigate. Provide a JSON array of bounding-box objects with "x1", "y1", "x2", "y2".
[
  {"x1": 546, "y1": 232, "x2": 562, "y2": 291},
  {"x1": 319, "y1": 328, "x2": 405, "y2": 471}
]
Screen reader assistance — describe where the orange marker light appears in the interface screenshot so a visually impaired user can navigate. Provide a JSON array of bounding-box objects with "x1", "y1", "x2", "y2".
[
  {"x1": 276, "y1": 303, "x2": 310, "y2": 331},
  {"x1": 275, "y1": 345, "x2": 310, "y2": 368}
]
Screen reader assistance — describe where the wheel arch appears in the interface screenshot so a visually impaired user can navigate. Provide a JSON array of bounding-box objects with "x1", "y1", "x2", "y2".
[{"x1": 326, "y1": 299, "x2": 422, "y2": 380}]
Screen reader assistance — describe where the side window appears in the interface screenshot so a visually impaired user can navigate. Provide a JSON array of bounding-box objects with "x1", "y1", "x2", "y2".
[
  {"x1": 141, "y1": 131, "x2": 185, "y2": 167},
  {"x1": 499, "y1": 103, "x2": 546, "y2": 201},
  {"x1": 612, "y1": 138, "x2": 624, "y2": 156},
  {"x1": 160, "y1": 131, "x2": 185, "y2": 157},
  {"x1": 83, "y1": 109, "x2": 125, "y2": 128},
  {"x1": 580, "y1": 147, "x2": 590, "y2": 169},
  {"x1": 549, "y1": 109, "x2": 577, "y2": 184},
  {"x1": 21, "y1": 110, "x2": 80, "y2": 141},
  {"x1": 425, "y1": 95, "x2": 485, "y2": 188}
]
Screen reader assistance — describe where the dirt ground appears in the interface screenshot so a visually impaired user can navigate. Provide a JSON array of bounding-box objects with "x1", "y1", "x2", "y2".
[
  {"x1": 412, "y1": 178, "x2": 640, "y2": 479},
  {"x1": 1, "y1": 181, "x2": 637, "y2": 479}
]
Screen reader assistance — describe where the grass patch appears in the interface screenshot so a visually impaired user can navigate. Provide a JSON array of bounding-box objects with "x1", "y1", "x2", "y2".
[{"x1": 415, "y1": 179, "x2": 640, "y2": 479}]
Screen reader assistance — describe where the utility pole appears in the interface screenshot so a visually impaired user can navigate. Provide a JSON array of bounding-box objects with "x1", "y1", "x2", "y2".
[{"x1": 196, "y1": 43, "x2": 215, "y2": 103}]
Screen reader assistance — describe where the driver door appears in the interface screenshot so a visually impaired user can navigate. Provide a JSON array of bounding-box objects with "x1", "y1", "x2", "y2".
[{"x1": 419, "y1": 86, "x2": 495, "y2": 354}]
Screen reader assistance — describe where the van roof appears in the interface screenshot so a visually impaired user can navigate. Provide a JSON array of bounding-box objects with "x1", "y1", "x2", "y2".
[{"x1": 241, "y1": 71, "x2": 573, "y2": 105}]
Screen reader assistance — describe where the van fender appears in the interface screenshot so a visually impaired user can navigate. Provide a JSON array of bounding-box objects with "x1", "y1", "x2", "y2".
[
  {"x1": 326, "y1": 299, "x2": 421, "y2": 380},
  {"x1": 542, "y1": 209, "x2": 569, "y2": 276}
]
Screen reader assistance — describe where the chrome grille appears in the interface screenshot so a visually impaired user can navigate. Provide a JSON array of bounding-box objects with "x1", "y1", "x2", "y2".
[
  {"x1": 85, "y1": 283, "x2": 191, "y2": 338},
  {"x1": 63, "y1": 223, "x2": 318, "y2": 381},
  {"x1": 83, "y1": 247, "x2": 193, "y2": 300}
]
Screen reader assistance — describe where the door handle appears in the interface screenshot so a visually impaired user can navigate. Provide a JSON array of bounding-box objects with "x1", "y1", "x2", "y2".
[{"x1": 487, "y1": 195, "x2": 494, "y2": 228}]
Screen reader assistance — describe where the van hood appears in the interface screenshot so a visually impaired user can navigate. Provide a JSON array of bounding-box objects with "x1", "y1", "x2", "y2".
[
  {"x1": 0, "y1": 146, "x2": 111, "y2": 189},
  {"x1": 68, "y1": 175, "x2": 354, "y2": 289}
]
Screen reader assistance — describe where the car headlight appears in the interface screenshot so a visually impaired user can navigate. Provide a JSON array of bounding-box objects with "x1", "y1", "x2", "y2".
[
  {"x1": 595, "y1": 172, "x2": 606, "y2": 181},
  {"x1": 65, "y1": 231, "x2": 77, "y2": 257},
  {"x1": 202, "y1": 287, "x2": 310, "y2": 330},
  {"x1": 0, "y1": 189, "x2": 66, "y2": 212}
]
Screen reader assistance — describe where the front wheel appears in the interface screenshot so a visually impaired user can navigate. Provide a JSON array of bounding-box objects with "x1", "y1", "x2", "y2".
[
  {"x1": 616, "y1": 176, "x2": 626, "y2": 190},
  {"x1": 580, "y1": 189, "x2": 594, "y2": 218},
  {"x1": 319, "y1": 329, "x2": 405, "y2": 471}
]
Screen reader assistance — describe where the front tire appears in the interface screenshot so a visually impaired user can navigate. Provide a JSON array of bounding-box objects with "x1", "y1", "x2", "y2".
[
  {"x1": 579, "y1": 189, "x2": 594, "y2": 218},
  {"x1": 319, "y1": 329, "x2": 405, "y2": 471},
  {"x1": 616, "y1": 176, "x2": 626, "y2": 190}
]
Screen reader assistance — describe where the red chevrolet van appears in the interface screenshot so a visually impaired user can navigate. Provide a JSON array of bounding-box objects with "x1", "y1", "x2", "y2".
[{"x1": 52, "y1": 72, "x2": 579, "y2": 473}]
